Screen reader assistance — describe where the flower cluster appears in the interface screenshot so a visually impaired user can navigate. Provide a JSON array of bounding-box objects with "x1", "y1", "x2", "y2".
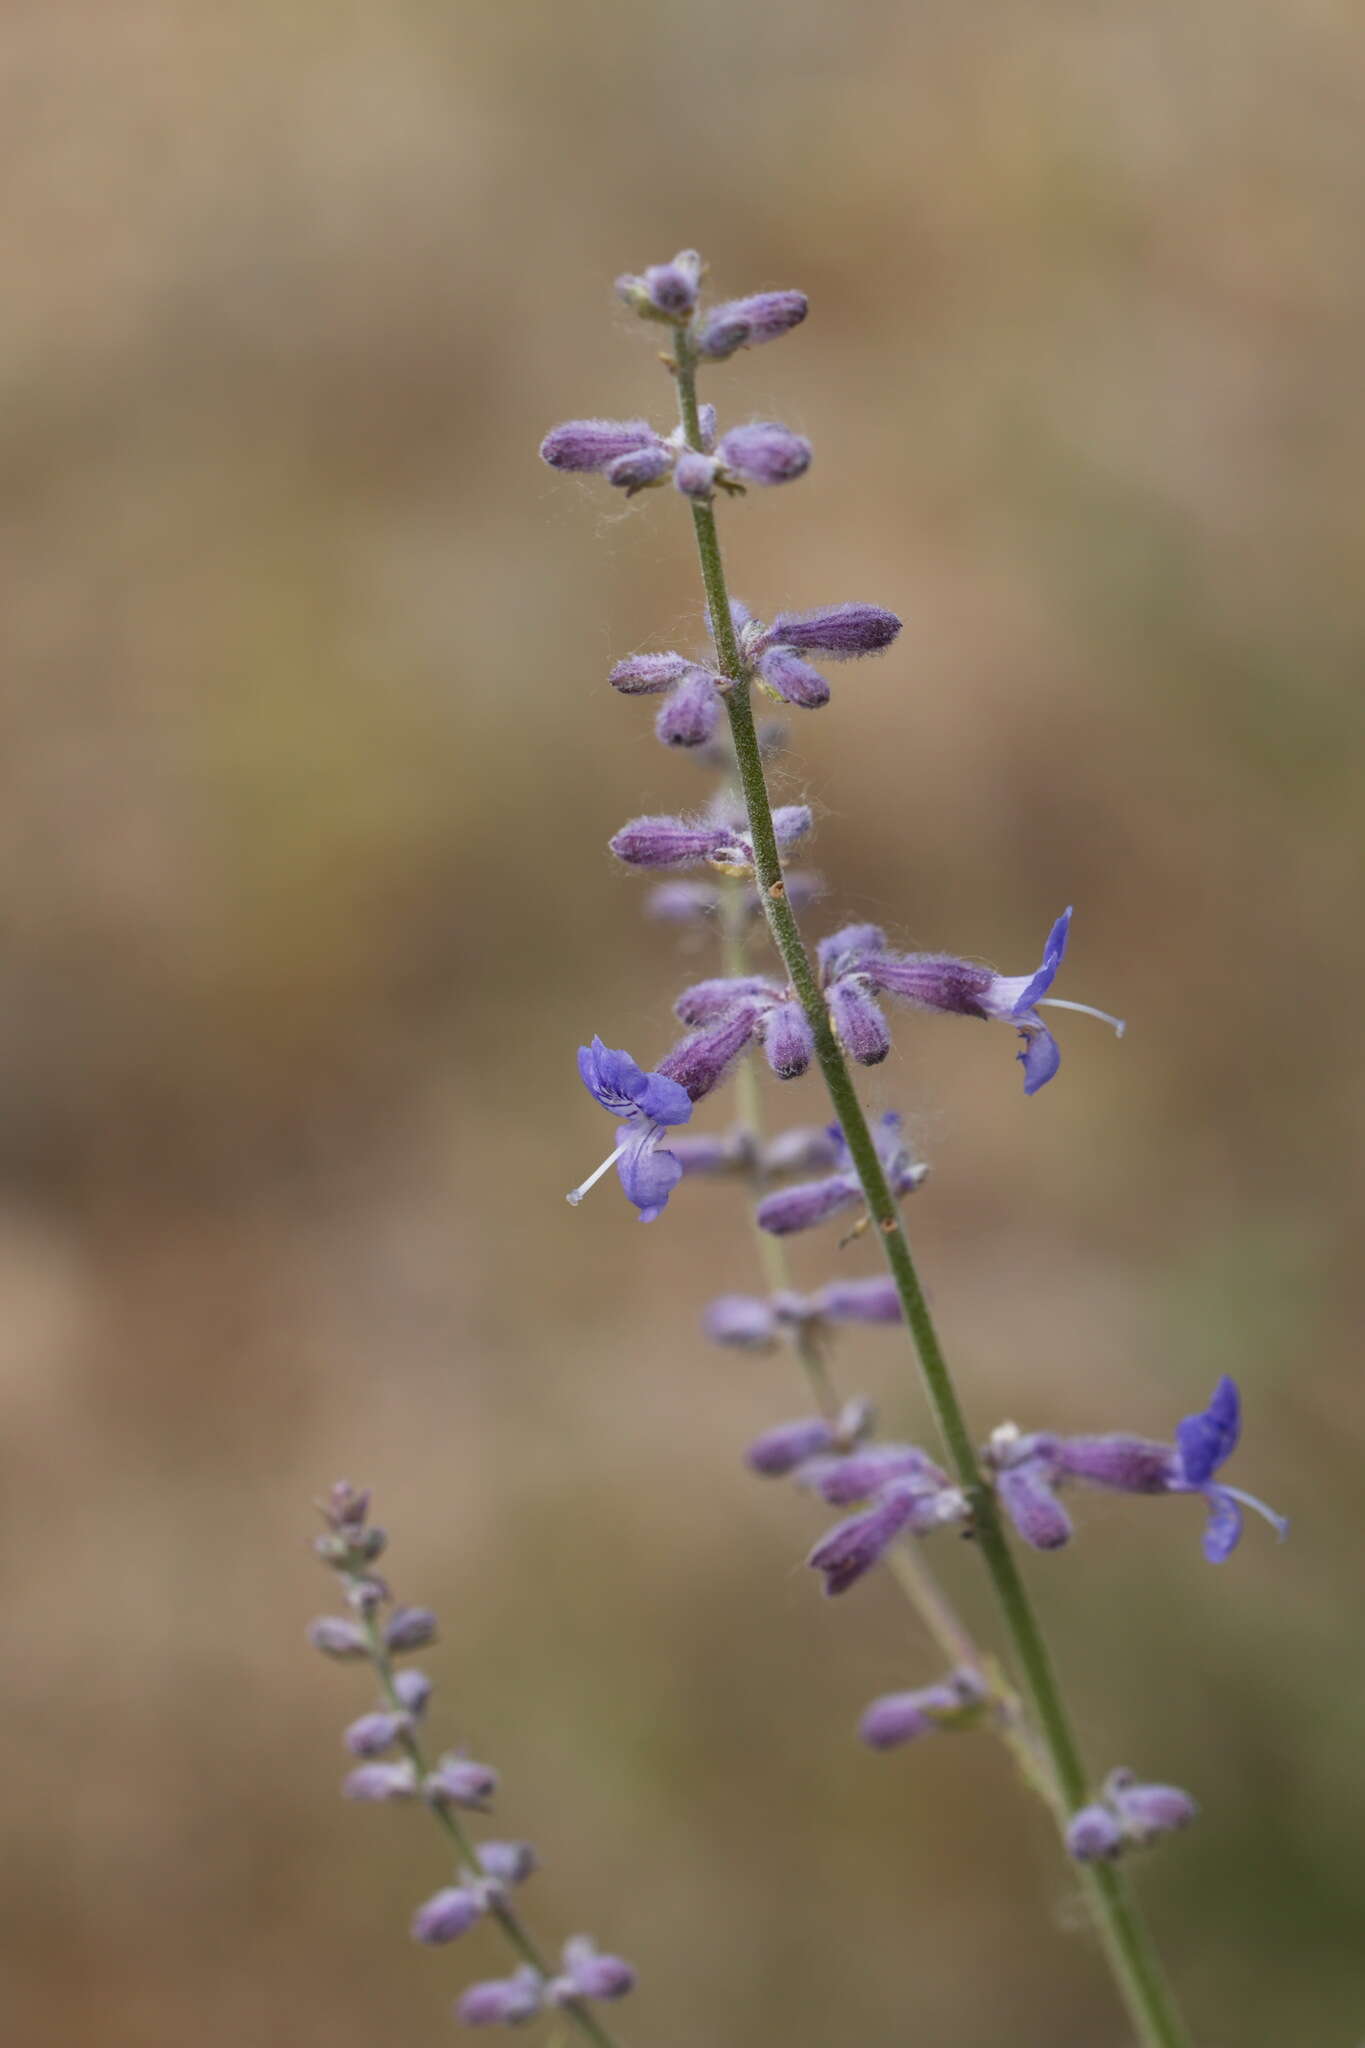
[
  {"x1": 308, "y1": 1484, "x2": 635, "y2": 2032},
  {"x1": 541, "y1": 408, "x2": 810, "y2": 499},
  {"x1": 1066, "y1": 1769, "x2": 1199, "y2": 1863},
  {"x1": 983, "y1": 1377, "x2": 1287, "y2": 1563}
]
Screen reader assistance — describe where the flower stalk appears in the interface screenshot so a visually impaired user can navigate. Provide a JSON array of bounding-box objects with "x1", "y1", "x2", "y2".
[{"x1": 672, "y1": 329, "x2": 1192, "y2": 2048}]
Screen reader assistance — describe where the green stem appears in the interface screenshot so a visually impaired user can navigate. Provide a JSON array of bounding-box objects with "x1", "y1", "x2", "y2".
[
  {"x1": 361, "y1": 1611, "x2": 624, "y2": 2048},
  {"x1": 673, "y1": 333, "x2": 1192, "y2": 2048}
]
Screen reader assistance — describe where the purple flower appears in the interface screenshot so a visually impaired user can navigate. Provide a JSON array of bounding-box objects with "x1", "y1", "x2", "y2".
[
  {"x1": 855, "y1": 909, "x2": 1125, "y2": 1095},
  {"x1": 424, "y1": 1753, "x2": 499, "y2": 1809},
  {"x1": 673, "y1": 973, "x2": 814, "y2": 1081},
  {"x1": 808, "y1": 1476, "x2": 969, "y2": 1595},
  {"x1": 569, "y1": 1036, "x2": 694, "y2": 1221},
  {"x1": 1066, "y1": 1803, "x2": 1125, "y2": 1862},
  {"x1": 307, "y1": 1616, "x2": 369, "y2": 1659},
  {"x1": 724, "y1": 603, "x2": 902, "y2": 713},
  {"x1": 703, "y1": 1293, "x2": 781, "y2": 1348},
  {"x1": 411, "y1": 1885, "x2": 486, "y2": 1944},
  {"x1": 756, "y1": 1113, "x2": 926, "y2": 1236},
  {"x1": 385, "y1": 1606, "x2": 438, "y2": 1652},
  {"x1": 610, "y1": 803, "x2": 812, "y2": 872},
  {"x1": 344, "y1": 1710, "x2": 411, "y2": 1757},
  {"x1": 610, "y1": 652, "x2": 728, "y2": 749},
  {"x1": 674, "y1": 450, "x2": 721, "y2": 500},
  {"x1": 616, "y1": 248, "x2": 703, "y2": 321},
  {"x1": 986, "y1": 1380, "x2": 1286, "y2": 1562},
  {"x1": 540, "y1": 418, "x2": 665, "y2": 475},
  {"x1": 695, "y1": 290, "x2": 808, "y2": 359},
  {"x1": 457, "y1": 1966, "x2": 544, "y2": 2026},
  {"x1": 859, "y1": 1669, "x2": 988, "y2": 1750},
  {"x1": 550, "y1": 1936, "x2": 637, "y2": 2004},
  {"x1": 815, "y1": 1276, "x2": 903, "y2": 1325},
  {"x1": 341, "y1": 1760, "x2": 418, "y2": 1802},
  {"x1": 802, "y1": 1443, "x2": 946, "y2": 1507},
  {"x1": 717, "y1": 421, "x2": 812, "y2": 487}
]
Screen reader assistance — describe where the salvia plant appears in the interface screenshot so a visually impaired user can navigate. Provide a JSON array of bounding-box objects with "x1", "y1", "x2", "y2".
[{"x1": 308, "y1": 249, "x2": 1288, "y2": 2045}]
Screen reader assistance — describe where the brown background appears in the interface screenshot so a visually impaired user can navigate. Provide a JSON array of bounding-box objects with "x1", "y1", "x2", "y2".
[{"x1": 3, "y1": 3, "x2": 1362, "y2": 2044}]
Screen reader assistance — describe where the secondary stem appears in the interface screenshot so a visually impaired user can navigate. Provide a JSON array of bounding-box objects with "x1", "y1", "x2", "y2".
[
  {"x1": 672, "y1": 332, "x2": 1192, "y2": 2048},
  {"x1": 361, "y1": 1613, "x2": 624, "y2": 2048}
]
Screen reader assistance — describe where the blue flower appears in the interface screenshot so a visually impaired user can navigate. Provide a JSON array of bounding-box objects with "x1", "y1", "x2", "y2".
[
  {"x1": 569, "y1": 1038, "x2": 694, "y2": 1222},
  {"x1": 857, "y1": 908, "x2": 1125, "y2": 1095},
  {"x1": 988, "y1": 1376, "x2": 1287, "y2": 1563}
]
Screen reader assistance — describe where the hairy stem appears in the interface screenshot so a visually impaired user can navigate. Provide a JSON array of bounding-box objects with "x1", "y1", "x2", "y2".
[
  {"x1": 361, "y1": 1612, "x2": 624, "y2": 2048},
  {"x1": 673, "y1": 333, "x2": 1191, "y2": 2048}
]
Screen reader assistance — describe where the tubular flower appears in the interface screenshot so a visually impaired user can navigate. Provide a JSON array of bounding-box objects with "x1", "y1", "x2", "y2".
[
  {"x1": 851, "y1": 908, "x2": 1124, "y2": 1094},
  {"x1": 540, "y1": 407, "x2": 807, "y2": 501},
  {"x1": 985, "y1": 1377, "x2": 1287, "y2": 1563},
  {"x1": 569, "y1": 1038, "x2": 694, "y2": 1222},
  {"x1": 609, "y1": 800, "x2": 812, "y2": 874}
]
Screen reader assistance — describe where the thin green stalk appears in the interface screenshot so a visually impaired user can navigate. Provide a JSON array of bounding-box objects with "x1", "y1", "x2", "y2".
[
  {"x1": 361, "y1": 1613, "x2": 624, "y2": 2048},
  {"x1": 673, "y1": 332, "x2": 1192, "y2": 2048}
]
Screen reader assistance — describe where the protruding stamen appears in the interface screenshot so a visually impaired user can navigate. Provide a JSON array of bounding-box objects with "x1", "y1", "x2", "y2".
[
  {"x1": 1038, "y1": 997, "x2": 1127, "y2": 1037},
  {"x1": 1219, "y1": 1485, "x2": 1290, "y2": 1540},
  {"x1": 566, "y1": 1142, "x2": 628, "y2": 1207}
]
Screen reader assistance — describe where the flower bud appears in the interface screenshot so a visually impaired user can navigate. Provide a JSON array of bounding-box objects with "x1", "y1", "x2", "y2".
[
  {"x1": 392, "y1": 1668, "x2": 433, "y2": 1716},
  {"x1": 540, "y1": 419, "x2": 659, "y2": 473},
  {"x1": 1066, "y1": 1803, "x2": 1125, "y2": 1862},
  {"x1": 1105, "y1": 1770, "x2": 1198, "y2": 1843},
  {"x1": 1054, "y1": 1435, "x2": 1176, "y2": 1494},
  {"x1": 553, "y1": 1937, "x2": 637, "y2": 2003},
  {"x1": 675, "y1": 976, "x2": 777, "y2": 1026},
  {"x1": 695, "y1": 291, "x2": 808, "y2": 359},
  {"x1": 477, "y1": 1840, "x2": 539, "y2": 1885},
  {"x1": 744, "y1": 1416, "x2": 836, "y2": 1477},
  {"x1": 425, "y1": 1754, "x2": 499, "y2": 1809},
  {"x1": 610, "y1": 815, "x2": 724, "y2": 869},
  {"x1": 758, "y1": 645, "x2": 830, "y2": 709},
  {"x1": 760, "y1": 999, "x2": 815, "y2": 1080},
  {"x1": 307, "y1": 1616, "x2": 369, "y2": 1659},
  {"x1": 341, "y1": 1760, "x2": 418, "y2": 1802},
  {"x1": 322, "y1": 1480, "x2": 371, "y2": 1529},
  {"x1": 827, "y1": 978, "x2": 891, "y2": 1065},
  {"x1": 344, "y1": 1710, "x2": 411, "y2": 1757},
  {"x1": 384, "y1": 1606, "x2": 437, "y2": 1652},
  {"x1": 410, "y1": 1885, "x2": 485, "y2": 1944},
  {"x1": 807, "y1": 1483, "x2": 928, "y2": 1596},
  {"x1": 995, "y1": 1463, "x2": 1073, "y2": 1552},
  {"x1": 655, "y1": 669, "x2": 722, "y2": 747},
  {"x1": 767, "y1": 603, "x2": 902, "y2": 658},
  {"x1": 703, "y1": 1294, "x2": 780, "y2": 1349},
  {"x1": 457, "y1": 1967, "x2": 544, "y2": 2026},
  {"x1": 718, "y1": 421, "x2": 812, "y2": 487},
  {"x1": 816, "y1": 1277, "x2": 903, "y2": 1325},
  {"x1": 674, "y1": 450, "x2": 719, "y2": 500},
  {"x1": 771, "y1": 804, "x2": 814, "y2": 847},
  {"x1": 605, "y1": 443, "x2": 673, "y2": 495},
  {"x1": 807, "y1": 1445, "x2": 944, "y2": 1506},
  {"x1": 609, "y1": 651, "x2": 691, "y2": 695},
  {"x1": 657, "y1": 1009, "x2": 760, "y2": 1102},
  {"x1": 756, "y1": 1173, "x2": 858, "y2": 1237}
]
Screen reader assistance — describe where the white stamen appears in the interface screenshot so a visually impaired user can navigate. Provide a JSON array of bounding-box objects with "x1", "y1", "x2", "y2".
[
  {"x1": 1038, "y1": 997, "x2": 1126, "y2": 1038},
  {"x1": 1219, "y1": 1485, "x2": 1289, "y2": 1540},
  {"x1": 566, "y1": 1141, "x2": 628, "y2": 1207}
]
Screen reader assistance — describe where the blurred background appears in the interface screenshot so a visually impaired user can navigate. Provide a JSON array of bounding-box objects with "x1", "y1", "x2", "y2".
[{"x1": 3, "y1": 2, "x2": 1362, "y2": 2043}]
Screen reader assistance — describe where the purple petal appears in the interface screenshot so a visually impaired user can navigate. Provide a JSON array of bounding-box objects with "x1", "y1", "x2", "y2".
[
  {"x1": 1175, "y1": 1375, "x2": 1241, "y2": 1486},
  {"x1": 1066, "y1": 1804, "x2": 1124, "y2": 1862},
  {"x1": 695, "y1": 291, "x2": 808, "y2": 359},
  {"x1": 617, "y1": 1133, "x2": 684, "y2": 1222},
  {"x1": 410, "y1": 1886, "x2": 484, "y2": 1944},
  {"x1": 1008, "y1": 908, "x2": 1073, "y2": 1015},
  {"x1": 703, "y1": 1294, "x2": 779, "y2": 1348},
  {"x1": 718, "y1": 421, "x2": 812, "y2": 486},
  {"x1": 609, "y1": 815, "x2": 725, "y2": 868},
  {"x1": 457, "y1": 1967, "x2": 544, "y2": 2026},
  {"x1": 1201, "y1": 1488, "x2": 1243, "y2": 1563},
  {"x1": 814, "y1": 1277, "x2": 903, "y2": 1325},
  {"x1": 604, "y1": 443, "x2": 673, "y2": 494},
  {"x1": 1055, "y1": 1434, "x2": 1176, "y2": 1494},
  {"x1": 657, "y1": 1008, "x2": 760, "y2": 1103},
  {"x1": 674, "y1": 977, "x2": 779, "y2": 1026},
  {"x1": 807, "y1": 1484, "x2": 923, "y2": 1595},
  {"x1": 807, "y1": 1445, "x2": 943, "y2": 1505},
  {"x1": 862, "y1": 952, "x2": 993, "y2": 1016},
  {"x1": 1015, "y1": 1020, "x2": 1061, "y2": 1094},
  {"x1": 859, "y1": 1694, "x2": 934, "y2": 1748}
]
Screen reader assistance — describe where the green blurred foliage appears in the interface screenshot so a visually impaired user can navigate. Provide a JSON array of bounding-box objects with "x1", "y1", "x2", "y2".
[{"x1": 1, "y1": 2, "x2": 1362, "y2": 2043}]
